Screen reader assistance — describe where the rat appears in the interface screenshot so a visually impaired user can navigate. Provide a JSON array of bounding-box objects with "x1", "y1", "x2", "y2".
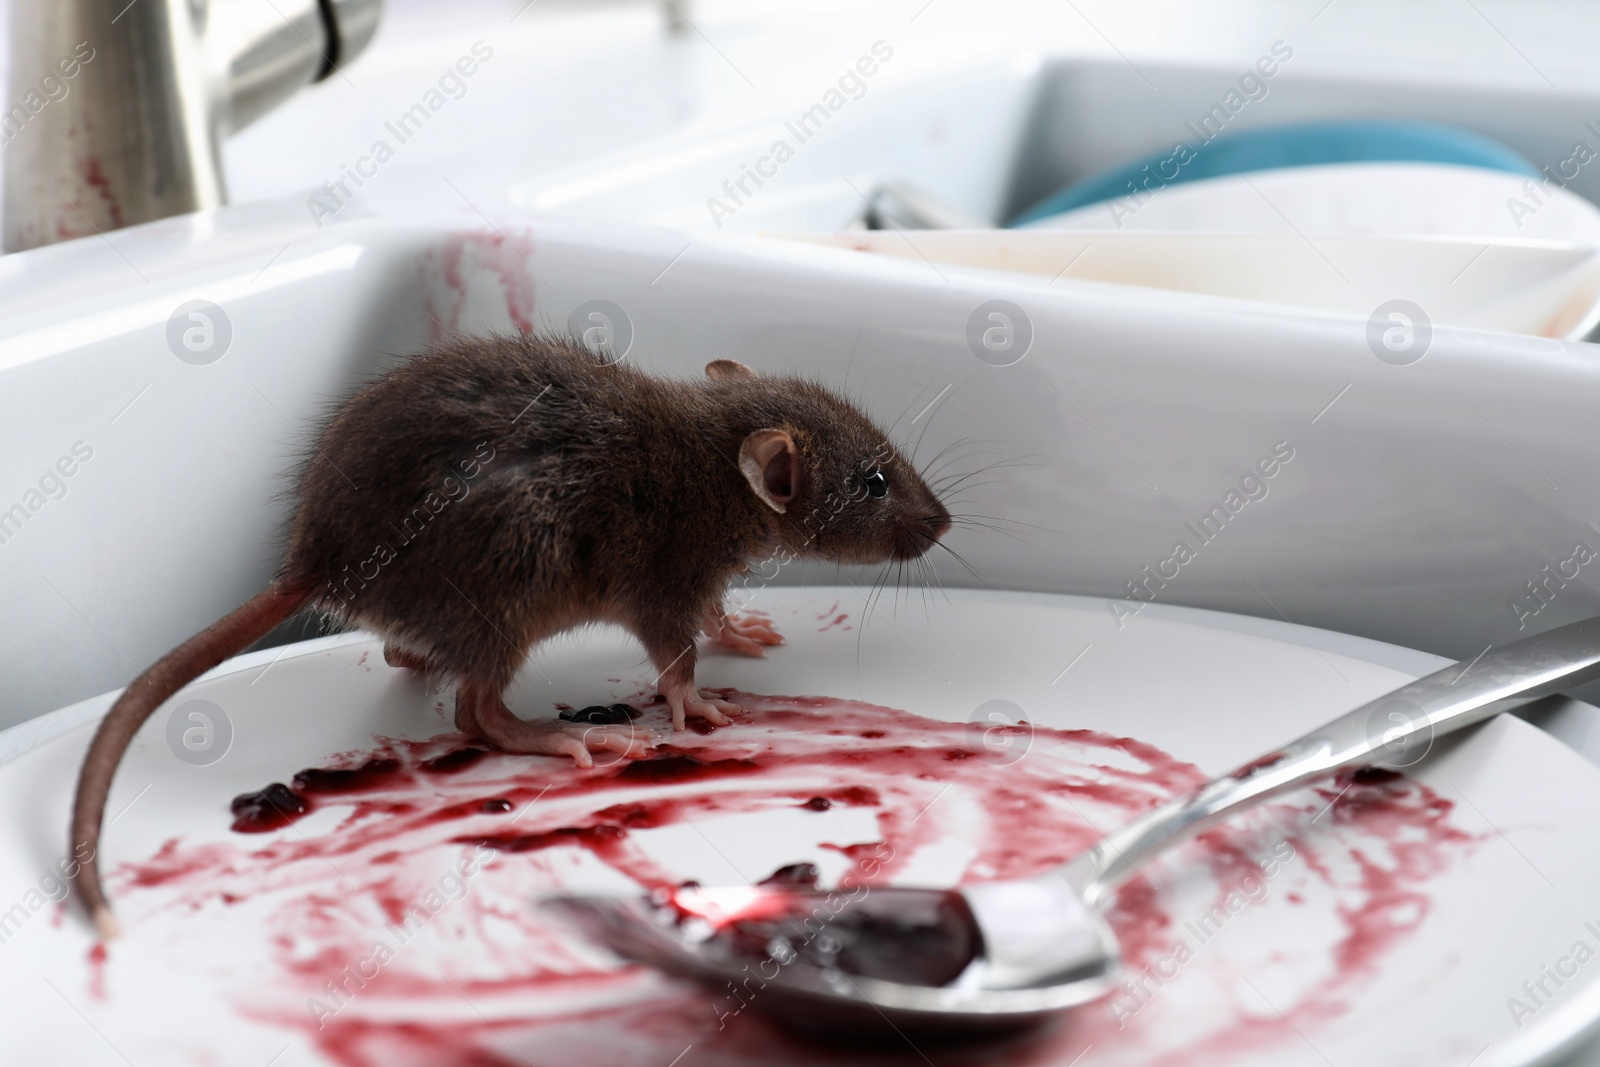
[{"x1": 70, "y1": 333, "x2": 952, "y2": 938}]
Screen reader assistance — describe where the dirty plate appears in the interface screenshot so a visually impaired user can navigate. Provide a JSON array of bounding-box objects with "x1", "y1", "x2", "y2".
[{"x1": 2, "y1": 588, "x2": 1599, "y2": 1067}]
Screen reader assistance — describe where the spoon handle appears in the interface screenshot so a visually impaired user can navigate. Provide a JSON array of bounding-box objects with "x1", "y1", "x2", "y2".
[{"x1": 1075, "y1": 616, "x2": 1600, "y2": 904}]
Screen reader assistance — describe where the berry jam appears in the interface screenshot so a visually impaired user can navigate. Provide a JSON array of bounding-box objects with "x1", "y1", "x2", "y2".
[
  {"x1": 228, "y1": 783, "x2": 308, "y2": 833},
  {"x1": 706, "y1": 878, "x2": 983, "y2": 987},
  {"x1": 760, "y1": 863, "x2": 821, "y2": 887},
  {"x1": 104, "y1": 691, "x2": 1479, "y2": 1067},
  {"x1": 293, "y1": 758, "x2": 402, "y2": 795},
  {"x1": 559, "y1": 704, "x2": 639, "y2": 725}
]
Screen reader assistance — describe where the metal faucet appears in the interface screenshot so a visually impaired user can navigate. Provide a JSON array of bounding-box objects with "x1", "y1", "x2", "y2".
[{"x1": 3, "y1": 0, "x2": 382, "y2": 252}]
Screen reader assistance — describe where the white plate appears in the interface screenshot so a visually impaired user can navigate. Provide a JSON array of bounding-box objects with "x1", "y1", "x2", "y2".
[
  {"x1": 777, "y1": 229, "x2": 1600, "y2": 339},
  {"x1": 3, "y1": 588, "x2": 1600, "y2": 1067}
]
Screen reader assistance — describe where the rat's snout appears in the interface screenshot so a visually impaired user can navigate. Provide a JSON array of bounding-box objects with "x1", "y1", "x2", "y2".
[
  {"x1": 892, "y1": 506, "x2": 952, "y2": 560},
  {"x1": 921, "y1": 494, "x2": 953, "y2": 544}
]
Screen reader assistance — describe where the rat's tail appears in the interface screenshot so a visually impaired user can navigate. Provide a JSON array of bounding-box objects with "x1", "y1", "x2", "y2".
[{"x1": 71, "y1": 580, "x2": 314, "y2": 939}]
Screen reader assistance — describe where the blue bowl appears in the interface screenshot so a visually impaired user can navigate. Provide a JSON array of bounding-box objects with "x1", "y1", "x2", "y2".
[{"x1": 1008, "y1": 119, "x2": 1538, "y2": 227}]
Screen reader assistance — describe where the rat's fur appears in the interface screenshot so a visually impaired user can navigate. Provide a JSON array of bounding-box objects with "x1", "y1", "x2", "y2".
[{"x1": 70, "y1": 334, "x2": 950, "y2": 937}]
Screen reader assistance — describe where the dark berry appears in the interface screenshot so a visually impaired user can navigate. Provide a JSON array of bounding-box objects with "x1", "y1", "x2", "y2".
[
  {"x1": 760, "y1": 862, "x2": 821, "y2": 888},
  {"x1": 229, "y1": 783, "x2": 309, "y2": 832}
]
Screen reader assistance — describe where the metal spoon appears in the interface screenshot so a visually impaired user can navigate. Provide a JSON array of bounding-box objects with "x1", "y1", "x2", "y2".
[{"x1": 544, "y1": 616, "x2": 1600, "y2": 1037}]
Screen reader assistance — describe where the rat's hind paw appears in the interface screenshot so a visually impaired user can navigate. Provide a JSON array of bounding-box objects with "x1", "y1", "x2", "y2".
[
  {"x1": 663, "y1": 683, "x2": 744, "y2": 731},
  {"x1": 551, "y1": 723, "x2": 654, "y2": 768},
  {"x1": 707, "y1": 612, "x2": 784, "y2": 657},
  {"x1": 476, "y1": 712, "x2": 653, "y2": 768}
]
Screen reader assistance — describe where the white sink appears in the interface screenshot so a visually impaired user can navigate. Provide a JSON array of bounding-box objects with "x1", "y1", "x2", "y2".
[{"x1": 4, "y1": 11, "x2": 1600, "y2": 718}]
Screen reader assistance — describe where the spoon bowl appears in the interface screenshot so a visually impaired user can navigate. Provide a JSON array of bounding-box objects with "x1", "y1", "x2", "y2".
[{"x1": 544, "y1": 876, "x2": 1120, "y2": 1036}]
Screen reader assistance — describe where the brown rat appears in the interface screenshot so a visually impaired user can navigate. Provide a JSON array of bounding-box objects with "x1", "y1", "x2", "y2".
[{"x1": 70, "y1": 333, "x2": 952, "y2": 938}]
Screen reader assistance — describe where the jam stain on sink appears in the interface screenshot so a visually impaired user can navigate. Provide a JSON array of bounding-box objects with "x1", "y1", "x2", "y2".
[
  {"x1": 103, "y1": 694, "x2": 1479, "y2": 1067},
  {"x1": 420, "y1": 229, "x2": 536, "y2": 344}
]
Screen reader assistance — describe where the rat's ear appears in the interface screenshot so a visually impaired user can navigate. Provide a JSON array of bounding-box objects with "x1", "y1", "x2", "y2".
[
  {"x1": 706, "y1": 359, "x2": 757, "y2": 382},
  {"x1": 739, "y1": 429, "x2": 800, "y2": 513}
]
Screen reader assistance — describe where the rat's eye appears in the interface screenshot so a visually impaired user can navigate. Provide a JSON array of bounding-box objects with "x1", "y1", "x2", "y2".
[{"x1": 862, "y1": 467, "x2": 889, "y2": 498}]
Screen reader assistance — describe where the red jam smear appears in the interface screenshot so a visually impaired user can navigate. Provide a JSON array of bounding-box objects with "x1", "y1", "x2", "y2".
[{"x1": 102, "y1": 693, "x2": 1480, "y2": 1067}]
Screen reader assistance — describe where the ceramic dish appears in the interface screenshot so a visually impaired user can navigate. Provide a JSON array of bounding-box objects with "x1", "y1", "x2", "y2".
[{"x1": 3, "y1": 589, "x2": 1599, "y2": 1067}]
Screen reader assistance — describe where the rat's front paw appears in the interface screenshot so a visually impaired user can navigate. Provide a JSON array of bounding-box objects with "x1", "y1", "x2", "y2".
[
  {"x1": 662, "y1": 682, "x2": 744, "y2": 731},
  {"x1": 708, "y1": 612, "x2": 784, "y2": 657}
]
